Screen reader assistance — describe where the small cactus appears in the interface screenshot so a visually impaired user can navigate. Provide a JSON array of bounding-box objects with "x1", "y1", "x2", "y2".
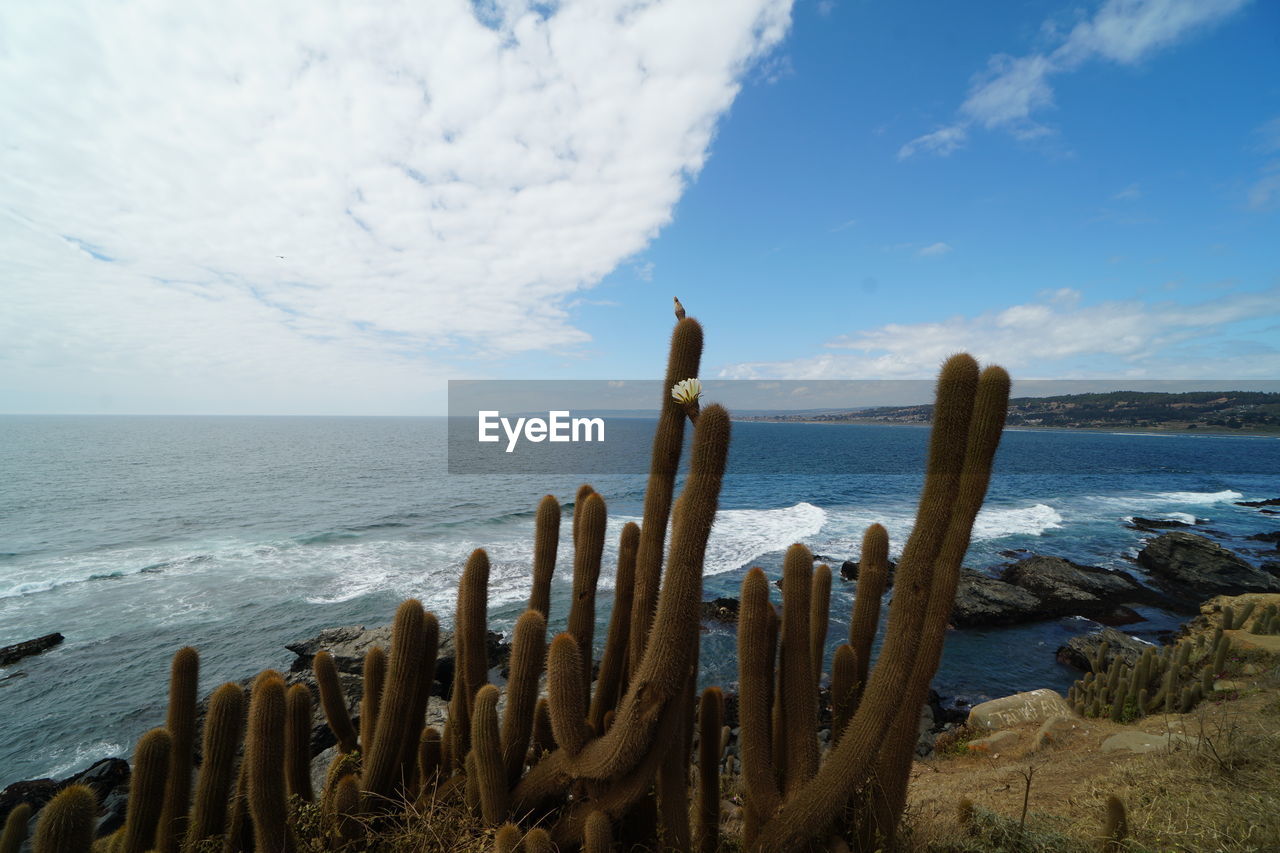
[{"x1": 33, "y1": 785, "x2": 96, "y2": 853}]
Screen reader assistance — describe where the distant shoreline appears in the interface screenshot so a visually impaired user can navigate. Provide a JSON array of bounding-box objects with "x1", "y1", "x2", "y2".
[{"x1": 732, "y1": 417, "x2": 1280, "y2": 438}]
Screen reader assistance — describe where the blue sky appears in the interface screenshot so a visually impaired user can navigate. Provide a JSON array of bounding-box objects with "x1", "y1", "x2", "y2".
[{"x1": 1, "y1": 0, "x2": 1277, "y2": 414}]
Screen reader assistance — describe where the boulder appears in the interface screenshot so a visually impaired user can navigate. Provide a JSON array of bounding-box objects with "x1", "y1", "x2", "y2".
[
  {"x1": 1056, "y1": 627, "x2": 1152, "y2": 672},
  {"x1": 951, "y1": 570, "x2": 1042, "y2": 627},
  {"x1": 1000, "y1": 555, "x2": 1161, "y2": 619},
  {"x1": 1100, "y1": 731, "x2": 1193, "y2": 754},
  {"x1": 966, "y1": 730, "x2": 1019, "y2": 754},
  {"x1": 0, "y1": 757, "x2": 130, "y2": 840},
  {"x1": 1236, "y1": 497, "x2": 1280, "y2": 508},
  {"x1": 1136, "y1": 532, "x2": 1280, "y2": 608},
  {"x1": 700, "y1": 598, "x2": 739, "y2": 623},
  {"x1": 967, "y1": 689, "x2": 1074, "y2": 730},
  {"x1": 1127, "y1": 516, "x2": 1195, "y2": 531},
  {"x1": 839, "y1": 559, "x2": 897, "y2": 582},
  {"x1": 0, "y1": 633, "x2": 64, "y2": 667}
]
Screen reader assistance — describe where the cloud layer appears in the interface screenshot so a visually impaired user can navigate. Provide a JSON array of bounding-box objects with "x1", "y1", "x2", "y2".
[
  {"x1": 899, "y1": 0, "x2": 1249, "y2": 159},
  {"x1": 718, "y1": 288, "x2": 1280, "y2": 379},
  {"x1": 0, "y1": 0, "x2": 792, "y2": 412}
]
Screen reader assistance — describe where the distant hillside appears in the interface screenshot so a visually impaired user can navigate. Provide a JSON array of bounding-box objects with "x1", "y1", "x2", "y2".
[{"x1": 741, "y1": 390, "x2": 1280, "y2": 432}]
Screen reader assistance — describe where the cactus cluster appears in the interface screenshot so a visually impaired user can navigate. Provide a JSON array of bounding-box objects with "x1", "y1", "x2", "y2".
[
  {"x1": 1066, "y1": 626, "x2": 1239, "y2": 721},
  {"x1": 7, "y1": 303, "x2": 1011, "y2": 853},
  {"x1": 1244, "y1": 602, "x2": 1280, "y2": 634}
]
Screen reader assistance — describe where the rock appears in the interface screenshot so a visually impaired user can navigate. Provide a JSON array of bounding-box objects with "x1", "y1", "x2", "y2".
[
  {"x1": 1127, "y1": 516, "x2": 1195, "y2": 531},
  {"x1": 1056, "y1": 627, "x2": 1152, "y2": 672},
  {"x1": 966, "y1": 730, "x2": 1019, "y2": 754},
  {"x1": 700, "y1": 598, "x2": 739, "y2": 623},
  {"x1": 951, "y1": 570, "x2": 1042, "y2": 627},
  {"x1": 1212, "y1": 679, "x2": 1249, "y2": 693},
  {"x1": 967, "y1": 689, "x2": 1074, "y2": 730},
  {"x1": 1100, "y1": 731, "x2": 1193, "y2": 753},
  {"x1": 1236, "y1": 497, "x2": 1280, "y2": 508},
  {"x1": 839, "y1": 559, "x2": 897, "y2": 582},
  {"x1": 1136, "y1": 532, "x2": 1280, "y2": 608},
  {"x1": 0, "y1": 757, "x2": 130, "y2": 840},
  {"x1": 0, "y1": 633, "x2": 64, "y2": 666},
  {"x1": 1000, "y1": 555, "x2": 1162, "y2": 620},
  {"x1": 1247, "y1": 531, "x2": 1280, "y2": 544},
  {"x1": 1223, "y1": 629, "x2": 1280, "y2": 655}
]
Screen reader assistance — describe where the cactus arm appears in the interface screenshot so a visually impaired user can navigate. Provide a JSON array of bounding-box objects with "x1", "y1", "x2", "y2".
[
  {"x1": 314, "y1": 650, "x2": 358, "y2": 754},
  {"x1": 120, "y1": 728, "x2": 170, "y2": 853},
  {"x1": 472, "y1": 684, "x2": 510, "y2": 825},
  {"x1": 530, "y1": 494, "x2": 561, "y2": 618},
  {"x1": 157, "y1": 646, "x2": 197, "y2": 853},
  {"x1": 501, "y1": 609, "x2": 547, "y2": 786},
  {"x1": 246, "y1": 672, "x2": 295, "y2": 853},
  {"x1": 737, "y1": 568, "x2": 781, "y2": 827},
  {"x1": 362, "y1": 599, "x2": 427, "y2": 806},
  {"x1": 589, "y1": 522, "x2": 640, "y2": 732},
  {"x1": 568, "y1": 492, "x2": 607, "y2": 707},
  {"x1": 284, "y1": 683, "x2": 315, "y2": 802},
  {"x1": 359, "y1": 645, "x2": 386, "y2": 754}
]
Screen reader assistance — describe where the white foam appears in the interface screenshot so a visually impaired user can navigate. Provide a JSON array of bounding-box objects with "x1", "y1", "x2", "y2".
[
  {"x1": 1150, "y1": 489, "x2": 1243, "y2": 504},
  {"x1": 41, "y1": 740, "x2": 125, "y2": 779},
  {"x1": 703, "y1": 502, "x2": 829, "y2": 575},
  {"x1": 971, "y1": 503, "x2": 1063, "y2": 540}
]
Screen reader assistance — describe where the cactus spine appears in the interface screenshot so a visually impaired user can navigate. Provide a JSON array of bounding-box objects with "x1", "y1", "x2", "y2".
[
  {"x1": 246, "y1": 670, "x2": 295, "y2": 853},
  {"x1": 157, "y1": 646, "x2": 197, "y2": 853},
  {"x1": 32, "y1": 785, "x2": 96, "y2": 853},
  {"x1": 187, "y1": 681, "x2": 245, "y2": 847},
  {"x1": 314, "y1": 650, "x2": 358, "y2": 754}
]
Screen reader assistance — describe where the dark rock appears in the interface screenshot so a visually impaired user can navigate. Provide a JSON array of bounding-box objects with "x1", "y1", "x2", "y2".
[
  {"x1": 838, "y1": 559, "x2": 897, "y2": 582},
  {"x1": 1246, "y1": 531, "x2": 1280, "y2": 545},
  {"x1": 700, "y1": 598, "x2": 739, "y2": 623},
  {"x1": 0, "y1": 757, "x2": 130, "y2": 839},
  {"x1": 951, "y1": 570, "x2": 1042, "y2": 627},
  {"x1": 999, "y1": 548, "x2": 1032, "y2": 559},
  {"x1": 0, "y1": 633, "x2": 64, "y2": 667},
  {"x1": 1000, "y1": 555, "x2": 1164, "y2": 612},
  {"x1": 1135, "y1": 532, "x2": 1280, "y2": 608},
  {"x1": 1127, "y1": 516, "x2": 1196, "y2": 531},
  {"x1": 1236, "y1": 497, "x2": 1280, "y2": 508},
  {"x1": 1056, "y1": 627, "x2": 1152, "y2": 672},
  {"x1": 0, "y1": 778, "x2": 57, "y2": 825}
]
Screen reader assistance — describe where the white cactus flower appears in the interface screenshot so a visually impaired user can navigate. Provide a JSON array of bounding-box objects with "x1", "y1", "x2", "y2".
[{"x1": 671, "y1": 378, "x2": 702, "y2": 405}]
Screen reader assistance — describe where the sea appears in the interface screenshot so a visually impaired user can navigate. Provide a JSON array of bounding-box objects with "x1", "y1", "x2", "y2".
[{"x1": 2, "y1": 415, "x2": 1279, "y2": 786}]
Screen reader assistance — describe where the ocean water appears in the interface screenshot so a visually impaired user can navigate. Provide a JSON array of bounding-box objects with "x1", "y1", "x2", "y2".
[{"x1": 2, "y1": 415, "x2": 1279, "y2": 785}]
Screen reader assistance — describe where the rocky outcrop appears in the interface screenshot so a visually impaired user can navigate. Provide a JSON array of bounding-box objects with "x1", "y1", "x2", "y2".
[
  {"x1": 0, "y1": 757, "x2": 129, "y2": 839},
  {"x1": 1136, "y1": 532, "x2": 1280, "y2": 609},
  {"x1": 1055, "y1": 626, "x2": 1152, "y2": 672},
  {"x1": 700, "y1": 597, "x2": 739, "y2": 623},
  {"x1": 1127, "y1": 516, "x2": 1196, "y2": 531},
  {"x1": 1236, "y1": 497, "x2": 1280, "y2": 508},
  {"x1": 0, "y1": 633, "x2": 64, "y2": 667},
  {"x1": 967, "y1": 689, "x2": 1073, "y2": 730},
  {"x1": 950, "y1": 556, "x2": 1157, "y2": 627},
  {"x1": 839, "y1": 559, "x2": 897, "y2": 582}
]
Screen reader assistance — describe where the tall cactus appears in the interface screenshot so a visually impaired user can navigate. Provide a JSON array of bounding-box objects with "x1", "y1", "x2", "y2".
[
  {"x1": 314, "y1": 650, "x2": 358, "y2": 754},
  {"x1": 472, "y1": 683, "x2": 509, "y2": 825},
  {"x1": 157, "y1": 646, "x2": 198, "y2": 853},
  {"x1": 529, "y1": 494, "x2": 561, "y2": 619},
  {"x1": 809, "y1": 563, "x2": 832, "y2": 690},
  {"x1": 246, "y1": 670, "x2": 295, "y2": 853},
  {"x1": 849, "y1": 524, "x2": 889, "y2": 705},
  {"x1": 121, "y1": 727, "x2": 171, "y2": 853},
  {"x1": 359, "y1": 645, "x2": 386, "y2": 755},
  {"x1": 0, "y1": 802, "x2": 30, "y2": 853},
  {"x1": 501, "y1": 609, "x2": 547, "y2": 786},
  {"x1": 363, "y1": 599, "x2": 435, "y2": 807},
  {"x1": 779, "y1": 544, "x2": 819, "y2": 797},
  {"x1": 285, "y1": 683, "x2": 315, "y2": 802},
  {"x1": 187, "y1": 681, "x2": 245, "y2": 847},
  {"x1": 589, "y1": 521, "x2": 640, "y2": 732},
  {"x1": 568, "y1": 491, "x2": 607, "y2": 707},
  {"x1": 697, "y1": 687, "x2": 724, "y2": 853},
  {"x1": 450, "y1": 550, "x2": 490, "y2": 767},
  {"x1": 32, "y1": 785, "x2": 96, "y2": 853}
]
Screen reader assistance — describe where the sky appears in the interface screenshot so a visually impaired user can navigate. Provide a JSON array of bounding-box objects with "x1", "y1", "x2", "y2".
[{"x1": 1, "y1": 0, "x2": 1278, "y2": 415}]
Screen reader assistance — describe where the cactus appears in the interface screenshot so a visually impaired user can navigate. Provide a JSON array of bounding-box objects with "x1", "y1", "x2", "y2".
[
  {"x1": 532, "y1": 697, "x2": 556, "y2": 757},
  {"x1": 957, "y1": 797, "x2": 975, "y2": 834},
  {"x1": 628, "y1": 317, "x2": 704, "y2": 674},
  {"x1": 33, "y1": 785, "x2": 96, "y2": 853},
  {"x1": 1212, "y1": 632, "x2": 1230, "y2": 677},
  {"x1": 809, "y1": 563, "x2": 832, "y2": 690},
  {"x1": 530, "y1": 494, "x2": 561, "y2": 618},
  {"x1": 525, "y1": 827, "x2": 552, "y2": 853},
  {"x1": 314, "y1": 650, "x2": 358, "y2": 754},
  {"x1": 1222, "y1": 605, "x2": 1236, "y2": 631},
  {"x1": 547, "y1": 633, "x2": 592, "y2": 756},
  {"x1": 493, "y1": 823, "x2": 522, "y2": 853},
  {"x1": 697, "y1": 687, "x2": 724, "y2": 853},
  {"x1": 849, "y1": 524, "x2": 889, "y2": 706},
  {"x1": 359, "y1": 645, "x2": 386, "y2": 755},
  {"x1": 285, "y1": 683, "x2": 315, "y2": 802},
  {"x1": 738, "y1": 567, "x2": 781, "y2": 836},
  {"x1": 584, "y1": 810, "x2": 612, "y2": 853},
  {"x1": 590, "y1": 522, "x2": 640, "y2": 733},
  {"x1": 780, "y1": 543, "x2": 819, "y2": 796},
  {"x1": 471, "y1": 684, "x2": 509, "y2": 825},
  {"x1": 332, "y1": 773, "x2": 362, "y2": 850},
  {"x1": 187, "y1": 682, "x2": 245, "y2": 847},
  {"x1": 829, "y1": 643, "x2": 857, "y2": 744},
  {"x1": 568, "y1": 491, "x2": 607, "y2": 707},
  {"x1": 157, "y1": 646, "x2": 197, "y2": 853},
  {"x1": 246, "y1": 670, "x2": 295, "y2": 853},
  {"x1": 0, "y1": 803, "x2": 31, "y2": 853},
  {"x1": 1100, "y1": 794, "x2": 1128, "y2": 852},
  {"x1": 451, "y1": 550, "x2": 490, "y2": 767},
  {"x1": 501, "y1": 609, "x2": 547, "y2": 786},
  {"x1": 364, "y1": 599, "x2": 436, "y2": 807},
  {"x1": 418, "y1": 727, "x2": 443, "y2": 799}
]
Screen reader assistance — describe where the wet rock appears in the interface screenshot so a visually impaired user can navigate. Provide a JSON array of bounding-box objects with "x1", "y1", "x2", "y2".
[
  {"x1": 0, "y1": 757, "x2": 130, "y2": 841},
  {"x1": 1001, "y1": 555, "x2": 1163, "y2": 616},
  {"x1": 951, "y1": 570, "x2": 1041, "y2": 627},
  {"x1": 1236, "y1": 497, "x2": 1280, "y2": 508},
  {"x1": 700, "y1": 598, "x2": 739, "y2": 624},
  {"x1": 838, "y1": 559, "x2": 897, "y2": 583},
  {"x1": 1055, "y1": 627, "x2": 1151, "y2": 672},
  {"x1": 1136, "y1": 532, "x2": 1280, "y2": 609},
  {"x1": 0, "y1": 633, "x2": 64, "y2": 667},
  {"x1": 1127, "y1": 516, "x2": 1196, "y2": 531}
]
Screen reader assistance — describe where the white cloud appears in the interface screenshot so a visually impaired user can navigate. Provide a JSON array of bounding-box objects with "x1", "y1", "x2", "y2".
[
  {"x1": 0, "y1": 0, "x2": 793, "y2": 413},
  {"x1": 917, "y1": 242, "x2": 952, "y2": 256},
  {"x1": 900, "y1": 0, "x2": 1249, "y2": 158},
  {"x1": 1113, "y1": 183, "x2": 1143, "y2": 200},
  {"x1": 717, "y1": 288, "x2": 1280, "y2": 378}
]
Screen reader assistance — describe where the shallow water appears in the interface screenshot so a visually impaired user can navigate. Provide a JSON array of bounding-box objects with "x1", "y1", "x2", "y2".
[{"x1": 2, "y1": 416, "x2": 1278, "y2": 784}]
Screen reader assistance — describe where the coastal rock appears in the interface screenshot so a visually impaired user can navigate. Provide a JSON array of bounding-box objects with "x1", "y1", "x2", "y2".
[
  {"x1": 1001, "y1": 555, "x2": 1160, "y2": 615},
  {"x1": 951, "y1": 570, "x2": 1042, "y2": 627},
  {"x1": 1056, "y1": 627, "x2": 1151, "y2": 672},
  {"x1": 1236, "y1": 497, "x2": 1280, "y2": 508},
  {"x1": 967, "y1": 689, "x2": 1073, "y2": 730},
  {"x1": 0, "y1": 633, "x2": 64, "y2": 667},
  {"x1": 0, "y1": 757, "x2": 129, "y2": 840},
  {"x1": 1246, "y1": 531, "x2": 1280, "y2": 546},
  {"x1": 1135, "y1": 532, "x2": 1280, "y2": 608},
  {"x1": 700, "y1": 598, "x2": 739, "y2": 623},
  {"x1": 838, "y1": 559, "x2": 897, "y2": 582},
  {"x1": 1127, "y1": 516, "x2": 1196, "y2": 531}
]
